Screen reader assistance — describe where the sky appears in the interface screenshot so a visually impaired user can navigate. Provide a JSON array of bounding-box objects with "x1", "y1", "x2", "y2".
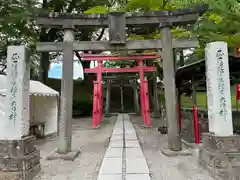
[{"x1": 48, "y1": 54, "x2": 99, "y2": 80}]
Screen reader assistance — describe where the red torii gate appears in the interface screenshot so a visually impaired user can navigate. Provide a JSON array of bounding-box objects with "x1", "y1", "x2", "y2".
[{"x1": 82, "y1": 54, "x2": 159, "y2": 128}]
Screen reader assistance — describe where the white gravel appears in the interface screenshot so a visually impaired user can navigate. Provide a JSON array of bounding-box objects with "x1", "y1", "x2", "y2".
[
  {"x1": 34, "y1": 116, "x2": 116, "y2": 180},
  {"x1": 130, "y1": 115, "x2": 215, "y2": 180}
]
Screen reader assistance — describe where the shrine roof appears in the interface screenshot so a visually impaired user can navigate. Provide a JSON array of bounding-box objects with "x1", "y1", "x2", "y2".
[
  {"x1": 176, "y1": 55, "x2": 240, "y2": 89},
  {"x1": 0, "y1": 75, "x2": 59, "y2": 97}
]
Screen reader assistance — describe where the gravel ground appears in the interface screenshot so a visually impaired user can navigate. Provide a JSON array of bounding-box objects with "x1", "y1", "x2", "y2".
[
  {"x1": 34, "y1": 116, "x2": 116, "y2": 180},
  {"x1": 130, "y1": 115, "x2": 215, "y2": 180}
]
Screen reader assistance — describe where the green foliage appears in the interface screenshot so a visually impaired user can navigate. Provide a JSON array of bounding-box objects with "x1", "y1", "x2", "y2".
[{"x1": 84, "y1": 6, "x2": 108, "y2": 14}]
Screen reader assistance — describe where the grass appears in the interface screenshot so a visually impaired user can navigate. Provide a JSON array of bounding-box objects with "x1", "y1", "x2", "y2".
[{"x1": 160, "y1": 86, "x2": 239, "y2": 109}]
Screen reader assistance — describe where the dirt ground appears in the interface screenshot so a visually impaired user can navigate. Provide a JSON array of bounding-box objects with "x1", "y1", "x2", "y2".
[
  {"x1": 34, "y1": 116, "x2": 116, "y2": 180},
  {"x1": 130, "y1": 115, "x2": 214, "y2": 180}
]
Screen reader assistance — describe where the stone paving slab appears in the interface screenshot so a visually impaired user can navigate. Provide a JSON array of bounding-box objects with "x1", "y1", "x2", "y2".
[
  {"x1": 125, "y1": 134, "x2": 137, "y2": 140},
  {"x1": 97, "y1": 114, "x2": 150, "y2": 180},
  {"x1": 125, "y1": 140, "x2": 141, "y2": 148},
  {"x1": 109, "y1": 140, "x2": 124, "y2": 148},
  {"x1": 126, "y1": 148, "x2": 144, "y2": 158},
  {"x1": 111, "y1": 134, "x2": 124, "y2": 140},
  {"x1": 126, "y1": 174, "x2": 151, "y2": 180},
  {"x1": 112, "y1": 128, "x2": 123, "y2": 135},
  {"x1": 105, "y1": 148, "x2": 123, "y2": 158},
  {"x1": 97, "y1": 174, "x2": 122, "y2": 180},
  {"x1": 126, "y1": 158, "x2": 149, "y2": 174},
  {"x1": 99, "y1": 158, "x2": 123, "y2": 174}
]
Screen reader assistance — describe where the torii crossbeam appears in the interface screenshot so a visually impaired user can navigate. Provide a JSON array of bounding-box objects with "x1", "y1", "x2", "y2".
[
  {"x1": 32, "y1": 4, "x2": 208, "y2": 155},
  {"x1": 82, "y1": 53, "x2": 159, "y2": 128}
]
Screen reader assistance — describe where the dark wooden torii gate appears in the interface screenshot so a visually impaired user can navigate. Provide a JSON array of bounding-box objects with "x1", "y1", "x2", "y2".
[{"x1": 33, "y1": 4, "x2": 208, "y2": 157}]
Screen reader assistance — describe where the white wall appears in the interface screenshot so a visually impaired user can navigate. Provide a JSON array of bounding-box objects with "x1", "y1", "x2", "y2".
[{"x1": 31, "y1": 96, "x2": 58, "y2": 136}]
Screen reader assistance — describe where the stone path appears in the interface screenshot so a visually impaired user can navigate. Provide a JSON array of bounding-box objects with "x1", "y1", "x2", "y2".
[{"x1": 97, "y1": 114, "x2": 150, "y2": 180}]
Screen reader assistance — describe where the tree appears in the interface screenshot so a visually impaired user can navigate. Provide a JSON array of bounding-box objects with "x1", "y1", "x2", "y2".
[{"x1": 0, "y1": 0, "x2": 112, "y2": 83}]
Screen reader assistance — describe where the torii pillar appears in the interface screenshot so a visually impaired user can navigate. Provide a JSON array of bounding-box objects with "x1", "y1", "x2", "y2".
[
  {"x1": 105, "y1": 80, "x2": 111, "y2": 116},
  {"x1": 161, "y1": 25, "x2": 182, "y2": 152},
  {"x1": 133, "y1": 81, "x2": 140, "y2": 115},
  {"x1": 152, "y1": 72, "x2": 160, "y2": 118},
  {"x1": 47, "y1": 26, "x2": 80, "y2": 160}
]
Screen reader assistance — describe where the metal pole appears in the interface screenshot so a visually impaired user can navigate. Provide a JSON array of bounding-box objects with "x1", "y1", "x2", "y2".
[
  {"x1": 161, "y1": 26, "x2": 182, "y2": 151},
  {"x1": 193, "y1": 105, "x2": 200, "y2": 144},
  {"x1": 58, "y1": 28, "x2": 74, "y2": 153}
]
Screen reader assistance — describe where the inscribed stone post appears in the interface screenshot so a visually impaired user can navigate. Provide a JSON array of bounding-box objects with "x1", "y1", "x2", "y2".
[
  {"x1": 1, "y1": 45, "x2": 30, "y2": 140},
  {"x1": 0, "y1": 45, "x2": 40, "y2": 180},
  {"x1": 205, "y1": 41, "x2": 233, "y2": 136}
]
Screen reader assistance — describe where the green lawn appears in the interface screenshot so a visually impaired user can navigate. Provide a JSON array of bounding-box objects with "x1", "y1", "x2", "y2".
[{"x1": 160, "y1": 86, "x2": 239, "y2": 109}]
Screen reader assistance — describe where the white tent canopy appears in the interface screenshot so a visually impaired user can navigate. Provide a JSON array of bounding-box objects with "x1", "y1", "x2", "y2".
[{"x1": 0, "y1": 75, "x2": 59, "y2": 137}]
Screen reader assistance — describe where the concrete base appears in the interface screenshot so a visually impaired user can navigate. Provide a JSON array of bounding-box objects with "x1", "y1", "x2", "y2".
[
  {"x1": 46, "y1": 148, "x2": 80, "y2": 161},
  {"x1": 199, "y1": 133, "x2": 240, "y2": 179},
  {"x1": 0, "y1": 136, "x2": 41, "y2": 180},
  {"x1": 161, "y1": 148, "x2": 192, "y2": 157},
  {"x1": 181, "y1": 139, "x2": 199, "y2": 149}
]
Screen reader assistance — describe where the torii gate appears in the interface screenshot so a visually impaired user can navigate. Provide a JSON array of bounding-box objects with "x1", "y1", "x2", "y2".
[
  {"x1": 81, "y1": 53, "x2": 159, "y2": 128},
  {"x1": 33, "y1": 4, "x2": 208, "y2": 157}
]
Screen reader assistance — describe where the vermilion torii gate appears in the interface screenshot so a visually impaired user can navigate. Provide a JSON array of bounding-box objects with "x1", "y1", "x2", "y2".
[
  {"x1": 81, "y1": 53, "x2": 159, "y2": 128},
  {"x1": 33, "y1": 5, "x2": 208, "y2": 158}
]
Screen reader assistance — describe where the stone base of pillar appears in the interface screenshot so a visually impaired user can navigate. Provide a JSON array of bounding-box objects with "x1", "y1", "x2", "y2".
[
  {"x1": 0, "y1": 136, "x2": 41, "y2": 180},
  {"x1": 47, "y1": 148, "x2": 80, "y2": 161},
  {"x1": 199, "y1": 133, "x2": 240, "y2": 179}
]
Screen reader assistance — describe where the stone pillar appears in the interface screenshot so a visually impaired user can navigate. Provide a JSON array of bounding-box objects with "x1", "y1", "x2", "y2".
[
  {"x1": 205, "y1": 42, "x2": 233, "y2": 136},
  {"x1": 152, "y1": 73, "x2": 160, "y2": 118},
  {"x1": 161, "y1": 26, "x2": 182, "y2": 151},
  {"x1": 105, "y1": 81, "x2": 111, "y2": 116},
  {"x1": 0, "y1": 45, "x2": 40, "y2": 179},
  {"x1": 199, "y1": 41, "x2": 240, "y2": 179},
  {"x1": 48, "y1": 27, "x2": 80, "y2": 160},
  {"x1": 133, "y1": 82, "x2": 140, "y2": 115}
]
